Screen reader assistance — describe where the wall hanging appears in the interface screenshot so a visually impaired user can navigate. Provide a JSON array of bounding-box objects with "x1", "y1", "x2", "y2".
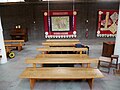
[
  {"x1": 97, "y1": 10, "x2": 119, "y2": 37},
  {"x1": 44, "y1": 10, "x2": 77, "y2": 38}
]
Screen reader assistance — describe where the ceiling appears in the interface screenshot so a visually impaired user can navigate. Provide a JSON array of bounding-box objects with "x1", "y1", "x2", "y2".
[
  {"x1": 0, "y1": 0, "x2": 119, "y2": 6},
  {"x1": 0, "y1": 0, "x2": 120, "y2": 2},
  {"x1": 27, "y1": 0, "x2": 120, "y2": 2}
]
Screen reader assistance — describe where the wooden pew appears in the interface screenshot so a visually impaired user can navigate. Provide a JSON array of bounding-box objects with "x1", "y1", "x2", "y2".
[
  {"x1": 26, "y1": 56, "x2": 98, "y2": 68},
  {"x1": 4, "y1": 40, "x2": 24, "y2": 51},
  {"x1": 35, "y1": 54, "x2": 92, "y2": 67},
  {"x1": 37, "y1": 47, "x2": 88, "y2": 54},
  {"x1": 5, "y1": 46, "x2": 11, "y2": 54},
  {"x1": 19, "y1": 67, "x2": 104, "y2": 90},
  {"x1": 35, "y1": 54, "x2": 88, "y2": 58},
  {"x1": 42, "y1": 41, "x2": 80, "y2": 47},
  {"x1": 44, "y1": 39, "x2": 80, "y2": 47},
  {"x1": 46, "y1": 39, "x2": 80, "y2": 42},
  {"x1": 4, "y1": 40, "x2": 24, "y2": 43}
]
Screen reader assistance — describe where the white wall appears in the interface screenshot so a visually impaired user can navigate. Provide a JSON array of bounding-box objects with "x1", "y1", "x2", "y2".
[
  {"x1": 114, "y1": 4, "x2": 120, "y2": 63},
  {"x1": 0, "y1": 17, "x2": 7, "y2": 64}
]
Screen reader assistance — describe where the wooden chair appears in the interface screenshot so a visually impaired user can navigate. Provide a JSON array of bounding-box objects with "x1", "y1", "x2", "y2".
[
  {"x1": 98, "y1": 55, "x2": 119, "y2": 73},
  {"x1": 113, "y1": 63, "x2": 120, "y2": 75}
]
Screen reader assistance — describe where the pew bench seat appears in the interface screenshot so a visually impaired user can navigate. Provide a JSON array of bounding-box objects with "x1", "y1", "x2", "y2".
[
  {"x1": 19, "y1": 67, "x2": 104, "y2": 90},
  {"x1": 26, "y1": 56, "x2": 98, "y2": 68},
  {"x1": 5, "y1": 40, "x2": 24, "y2": 51},
  {"x1": 5, "y1": 44, "x2": 23, "y2": 51}
]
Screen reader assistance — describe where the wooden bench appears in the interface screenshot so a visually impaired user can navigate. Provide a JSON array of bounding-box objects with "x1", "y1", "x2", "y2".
[
  {"x1": 19, "y1": 67, "x2": 104, "y2": 90},
  {"x1": 26, "y1": 55, "x2": 98, "y2": 68},
  {"x1": 46, "y1": 39, "x2": 80, "y2": 42},
  {"x1": 4, "y1": 40, "x2": 24, "y2": 43},
  {"x1": 4, "y1": 40, "x2": 24, "y2": 51},
  {"x1": 37, "y1": 47, "x2": 88, "y2": 54},
  {"x1": 44, "y1": 39, "x2": 80, "y2": 47},
  {"x1": 42, "y1": 41, "x2": 80, "y2": 47},
  {"x1": 35, "y1": 54, "x2": 92, "y2": 67},
  {"x1": 35, "y1": 54, "x2": 88, "y2": 58},
  {"x1": 35, "y1": 54, "x2": 96, "y2": 65},
  {"x1": 5, "y1": 46, "x2": 12, "y2": 54}
]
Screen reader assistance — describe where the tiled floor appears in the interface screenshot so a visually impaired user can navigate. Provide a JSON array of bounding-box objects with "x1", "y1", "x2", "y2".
[{"x1": 0, "y1": 39, "x2": 120, "y2": 90}]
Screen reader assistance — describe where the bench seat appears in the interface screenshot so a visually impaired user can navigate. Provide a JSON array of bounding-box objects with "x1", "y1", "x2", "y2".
[
  {"x1": 42, "y1": 42, "x2": 80, "y2": 47},
  {"x1": 5, "y1": 40, "x2": 24, "y2": 51},
  {"x1": 19, "y1": 67, "x2": 104, "y2": 90},
  {"x1": 5, "y1": 44, "x2": 23, "y2": 51},
  {"x1": 46, "y1": 39, "x2": 80, "y2": 42},
  {"x1": 37, "y1": 47, "x2": 88, "y2": 52},
  {"x1": 26, "y1": 56, "x2": 98, "y2": 68},
  {"x1": 4, "y1": 40, "x2": 24, "y2": 43},
  {"x1": 99, "y1": 56, "x2": 111, "y2": 62},
  {"x1": 35, "y1": 54, "x2": 88, "y2": 58},
  {"x1": 37, "y1": 47, "x2": 88, "y2": 54}
]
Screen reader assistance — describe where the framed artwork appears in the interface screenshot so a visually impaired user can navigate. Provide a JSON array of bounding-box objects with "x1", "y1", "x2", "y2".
[
  {"x1": 44, "y1": 10, "x2": 77, "y2": 38},
  {"x1": 97, "y1": 10, "x2": 119, "y2": 37},
  {"x1": 51, "y1": 16, "x2": 70, "y2": 32}
]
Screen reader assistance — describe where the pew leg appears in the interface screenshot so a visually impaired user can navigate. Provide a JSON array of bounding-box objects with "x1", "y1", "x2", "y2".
[
  {"x1": 30, "y1": 78, "x2": 36, "y2": 90},
  {"x1": 88, "y1": 78, "x2": 94, "y2": 90},
  {"x1": 33, "y1": 64, "x2": 36, "y2": 68},
  {"x1": 81, "y1": 64, "x2": 84, "y2": 67},
  {"x1": 6, "y1": 46, "x2": 11, "y2": 53},
  {"x1": 41, "y1": 64, "x2": 43, "y2": 67},
  {"x1": 87, "y1": 63, "x2": 90, "y2": 68},
  {"x1": 18, "y1": 46, "x2": 22, "y2": 51}
]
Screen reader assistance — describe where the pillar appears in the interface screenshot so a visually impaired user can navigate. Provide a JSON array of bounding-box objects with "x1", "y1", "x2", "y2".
[
  {"x1": 0, "y1": 17, "x2": 7, "y2": 64},
  {"x1": 114, "y1": 4, "x2": 120, "y2": 63}
]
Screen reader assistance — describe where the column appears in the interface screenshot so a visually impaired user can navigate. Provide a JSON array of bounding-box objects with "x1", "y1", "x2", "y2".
[
  {"x1": 114, "y1": 4, "x2": 120, "y2": 63},
  {"x1": 0, "y1": 17, "x2": 7, "y2": 64}
]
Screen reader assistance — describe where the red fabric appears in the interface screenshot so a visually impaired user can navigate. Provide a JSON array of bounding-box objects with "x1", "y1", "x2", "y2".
[
  {"x1": 97, "y1": 10, "x2": 119, "y2": 37},
  {"x1": 44, "y1": 10, "x2": 77, "y2": 38}
]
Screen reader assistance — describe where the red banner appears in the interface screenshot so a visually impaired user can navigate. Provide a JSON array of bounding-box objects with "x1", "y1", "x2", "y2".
[
  {"x1": 97, "y1": 10, "x2": 118, "y2": 37},
  {"x1": 44, "y1": 10, "x2": 77, "y2": 38}
]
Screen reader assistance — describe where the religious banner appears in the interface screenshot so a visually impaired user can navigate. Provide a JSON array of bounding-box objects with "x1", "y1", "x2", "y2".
[
  {"x1": 97, "y1": 10, "x2": 119, "y2": 37},
  {"x1": 44, "y1": 10, "x2": 77, "y2": 38}
]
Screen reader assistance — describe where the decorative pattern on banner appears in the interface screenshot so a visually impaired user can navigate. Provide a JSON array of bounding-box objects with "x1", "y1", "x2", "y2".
[
  {"x1": 97, "y1": 10, "x2": 119, "y2": 37},
  {"x1": 44, "y1": 10, "x2": 77, "y2": 38}
]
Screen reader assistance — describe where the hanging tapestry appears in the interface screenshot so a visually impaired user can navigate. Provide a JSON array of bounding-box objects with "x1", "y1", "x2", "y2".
[
  {"x1": 97, "y1": 10, "x2": 119, "y2": 37},
  {"x1": 44, "y1": 10, "x2": 77, "y2": 38}
]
